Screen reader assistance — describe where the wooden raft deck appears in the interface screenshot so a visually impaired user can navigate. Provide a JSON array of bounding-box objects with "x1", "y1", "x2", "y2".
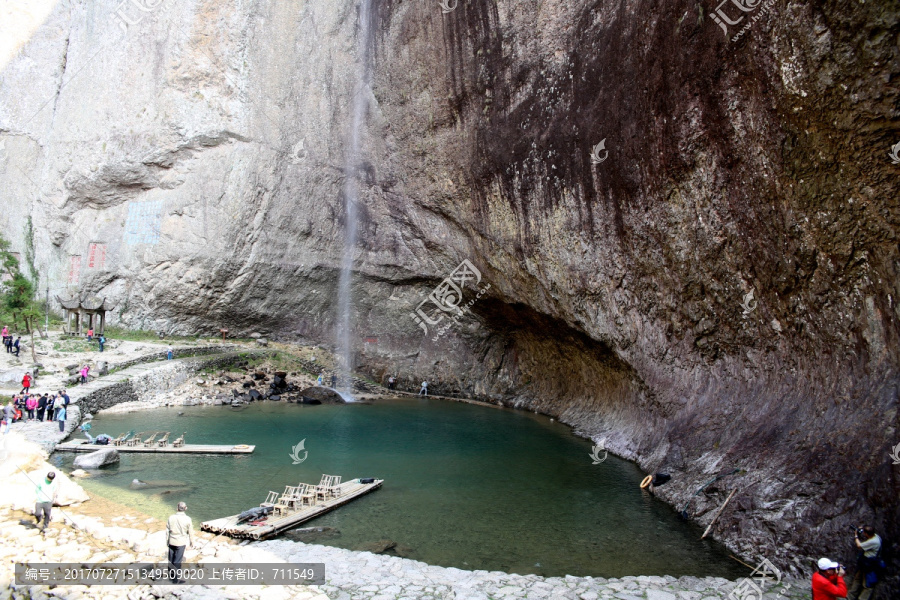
[
  {"x1": 201, "y1": 479, "x2": 384, "y2": 540},
  {"x1": 55, "y1": 439, "x2": 255, "y2": 454}
]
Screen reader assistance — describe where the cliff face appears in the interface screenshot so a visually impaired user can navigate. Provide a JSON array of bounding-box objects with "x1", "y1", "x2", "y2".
[{"x1": 1, "y1": 0, "x2": 898, "y2": 576}]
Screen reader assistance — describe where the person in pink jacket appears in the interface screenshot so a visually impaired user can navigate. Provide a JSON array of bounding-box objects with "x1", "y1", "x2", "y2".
[{"x1": 25, "y1": 394, "x2": 37, "y2": 420}]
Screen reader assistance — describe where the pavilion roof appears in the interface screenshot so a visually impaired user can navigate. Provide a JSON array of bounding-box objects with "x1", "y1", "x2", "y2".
[
  {"x1": 56, "y1": 296, "x2": 81, "y2": 310},
  {"x1": 57, "y1": 294, "x2": 112, "y2": 312}
]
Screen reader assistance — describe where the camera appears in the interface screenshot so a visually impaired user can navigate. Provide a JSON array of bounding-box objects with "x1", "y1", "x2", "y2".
[{"x1": 850, "y1": 526, "x2": 865, "y2": 538}]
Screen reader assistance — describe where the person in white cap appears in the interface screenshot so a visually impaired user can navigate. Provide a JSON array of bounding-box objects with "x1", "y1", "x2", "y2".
[{"x1": 812, "y1": 557, "x2": 847, "y2": 600}]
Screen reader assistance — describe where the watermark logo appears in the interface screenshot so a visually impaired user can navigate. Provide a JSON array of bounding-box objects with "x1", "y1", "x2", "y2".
[
  {"x1": 409, "y1": 259, "x2": 491, "y2": 341},
  {"x1": 589, "y1": 440, "x2": 608, "y2": 464},
  {"x1": 710, "y1": 0, "x2": 776, "y2": 41},
  {"x1": 112, "y1": 0, "x2": 167, "y2": 32},
  {"x1": 438, "y1": 0, "x2": 458, "y2": 13},
  {"x1": 590, "y1": 139, "x2": 608, "y2": 165},
  {"x1": 729, "y1": 558, "x2": 792, "y2": 600},
  {"x1": 289, "y1": 439, "x2": 308, "y2": 464},
  {"x1": 889, "y1": 142, "x2": 900, "y2": 165},
  {"x1": 290, "y1": 139, "x2": 308, "y2": 163},
  {"x1": 890, "y1": 442, "x2": 900, "y2": 465},
  {"x1": 740, "y1": 288, "x2": 758, "y2": 316}
]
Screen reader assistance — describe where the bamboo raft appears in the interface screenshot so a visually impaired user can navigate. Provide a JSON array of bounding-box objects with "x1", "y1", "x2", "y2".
[
  {"x1": 201, "y1": 476, "x2": 384, "y2": 540},
  {"x1": 55, "y1": 439, "x2": 255, "y2": 454}
]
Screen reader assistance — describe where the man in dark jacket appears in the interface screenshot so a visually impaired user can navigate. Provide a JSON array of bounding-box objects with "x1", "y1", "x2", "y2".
[
  {"x1": 36, "y1": 394, "x2": 47, "y2": 422},
  {"x1": 14, "y1": 337, "x2": 20, "y2": 356}
]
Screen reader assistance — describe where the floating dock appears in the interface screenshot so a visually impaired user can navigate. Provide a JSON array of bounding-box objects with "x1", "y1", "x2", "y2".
[
  {"x1": 201, "y1": 478, "x2": 384, "y2": 540},
  {"x1": 54, "y1": 439, "x2": 255, "y2": 454}
]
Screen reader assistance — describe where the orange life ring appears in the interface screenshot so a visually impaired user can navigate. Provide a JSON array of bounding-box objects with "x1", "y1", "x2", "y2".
[
  {"x1": 233, "y1": 444, "x2": 250, "y2": 450},
  {"x1": 640, "y1": 475, "x2": 653, "y2": 489}
]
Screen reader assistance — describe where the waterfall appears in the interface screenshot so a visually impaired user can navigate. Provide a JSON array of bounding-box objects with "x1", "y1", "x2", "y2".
[{"x1": 335, "y1": 0, "x2": 374, "y2": 402}]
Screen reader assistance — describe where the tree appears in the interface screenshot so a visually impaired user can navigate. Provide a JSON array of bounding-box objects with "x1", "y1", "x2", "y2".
[{"x1": 0, "y1": 234, "x2": 41, "y2": 333}]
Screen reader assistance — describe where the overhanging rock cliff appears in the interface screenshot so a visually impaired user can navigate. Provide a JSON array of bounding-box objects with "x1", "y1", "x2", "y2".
[{"x1": 0, "y1": 0, "x2": 897, "y2": 577}]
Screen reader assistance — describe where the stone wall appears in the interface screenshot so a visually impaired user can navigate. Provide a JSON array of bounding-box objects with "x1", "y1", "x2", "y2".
[
  {"x1": 106, "y1": 345, "x2": 234, "y2": 374},
  {"x1": 75, "y1": 351, "x2": 266, "y2": 415}
]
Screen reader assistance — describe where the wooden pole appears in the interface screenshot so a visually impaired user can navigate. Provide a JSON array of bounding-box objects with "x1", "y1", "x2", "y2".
[
  {"x1": 729, "y1": 554, "x2": 758, "y2": 571},
  {"x1": 701, "y1": 488, "x2": 737, "y2": 539}
]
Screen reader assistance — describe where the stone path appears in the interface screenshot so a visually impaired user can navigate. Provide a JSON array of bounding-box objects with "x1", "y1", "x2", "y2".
[
  {"x1": 0, "y1": 505, "x2": 329, "y2": 600},
  {"x1": 253, "y1": 539, "x2": 808, "y2": 600}
]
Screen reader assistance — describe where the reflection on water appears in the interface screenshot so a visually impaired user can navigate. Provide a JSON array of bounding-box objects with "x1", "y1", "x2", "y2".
[{"x1": 54, "y1": 399, "x2": 745, "y2": 579}]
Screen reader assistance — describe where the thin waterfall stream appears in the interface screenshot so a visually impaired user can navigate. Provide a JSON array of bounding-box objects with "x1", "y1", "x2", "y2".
[{"x1": 335, "y1": 0, "x2": 374, "y2": 401}]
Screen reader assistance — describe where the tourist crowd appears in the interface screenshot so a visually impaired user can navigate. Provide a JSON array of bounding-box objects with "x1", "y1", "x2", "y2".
[
  {"x1": 2, "y1": 325, "x2": 21, "y2": 355},
  {"x1": 1, "y1": 387, "x2": 71, "y2": 434}
]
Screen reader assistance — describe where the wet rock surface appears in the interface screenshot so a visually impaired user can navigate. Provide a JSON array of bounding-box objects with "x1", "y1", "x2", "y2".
[{"x1": 298, "y1": 386, "x2": 347, "y2": 404}]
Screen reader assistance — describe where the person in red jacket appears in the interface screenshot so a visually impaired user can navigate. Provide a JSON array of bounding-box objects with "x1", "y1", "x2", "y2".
[
  {"x1": 21, "y1": 372, "x2": 31, "y2": 394},
  {"x1": 813, "y1": 558, "x2": 848, "y2": 600}
]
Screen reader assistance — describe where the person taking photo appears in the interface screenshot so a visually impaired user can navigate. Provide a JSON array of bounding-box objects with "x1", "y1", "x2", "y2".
[
  {"x1": 812, "y1": 557, "x2": 847, "y2": 600},
  {"x1": 848, "y1": 526, "x2": 883, "y2": 600}
]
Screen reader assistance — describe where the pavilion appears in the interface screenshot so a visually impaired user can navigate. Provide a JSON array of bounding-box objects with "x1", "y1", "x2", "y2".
[{"x1": 57, "y1": 294, "x2": 112, "y2": 335}]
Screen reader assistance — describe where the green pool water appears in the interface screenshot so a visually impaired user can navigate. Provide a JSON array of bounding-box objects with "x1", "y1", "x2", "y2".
[{"x1": 53, "y1": 398, "x2": 745, "y2": 579}]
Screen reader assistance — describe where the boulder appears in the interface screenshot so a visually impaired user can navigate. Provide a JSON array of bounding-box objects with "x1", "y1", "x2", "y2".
[
  {"x1": 101, "y1": 526, "x2": 147, "y2": 547},
  {"x1": 354, "y1": 539, "x2": 396, "y2": 554},
  {"x1": 73, "y1": 448, "x2": 120, "y2": 469},
  {"x1": 0, "y1": 368, "x2": 25, "y2": 384},
  {"x1": 269, "y1": 395, "x2": 281, "y2": 401},
  {"x1": 273, "y1": 376, "x2": 288, "y2": 389},
  {"x1": 70, "y1": 469, "x2": 89, "y2": 478},
  {"x1": 298, "y1": 386, "x2": 346, "y2": 404},
  {"x1": 97, "y1": 361, "x2": 109, "y2": 376},
  {"x1": 23, "y1": 468, "x2": 90, "y2": 506},
  {"x1": 250, "y1": 332, "x2": 262, "y2": 339},
  {"x1": 133, "y1": 530, "x2": 168, "y2": 554},
  {"x1": 248, "y1": 389, "x2": 262, "y2": 401},
  {"x1": 256, "y1": 338, "x2": 268, "y2": 347}
]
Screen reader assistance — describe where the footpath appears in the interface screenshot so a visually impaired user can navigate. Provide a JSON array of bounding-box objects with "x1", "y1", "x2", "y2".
[{"x1": 3, "y1": 344, "x2": 245, "y2": 453}]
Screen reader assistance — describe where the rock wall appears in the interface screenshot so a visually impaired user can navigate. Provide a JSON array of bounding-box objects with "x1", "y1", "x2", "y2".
[{"x1": 0, "y1": 0, "x2": 898, "y2": 578}]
